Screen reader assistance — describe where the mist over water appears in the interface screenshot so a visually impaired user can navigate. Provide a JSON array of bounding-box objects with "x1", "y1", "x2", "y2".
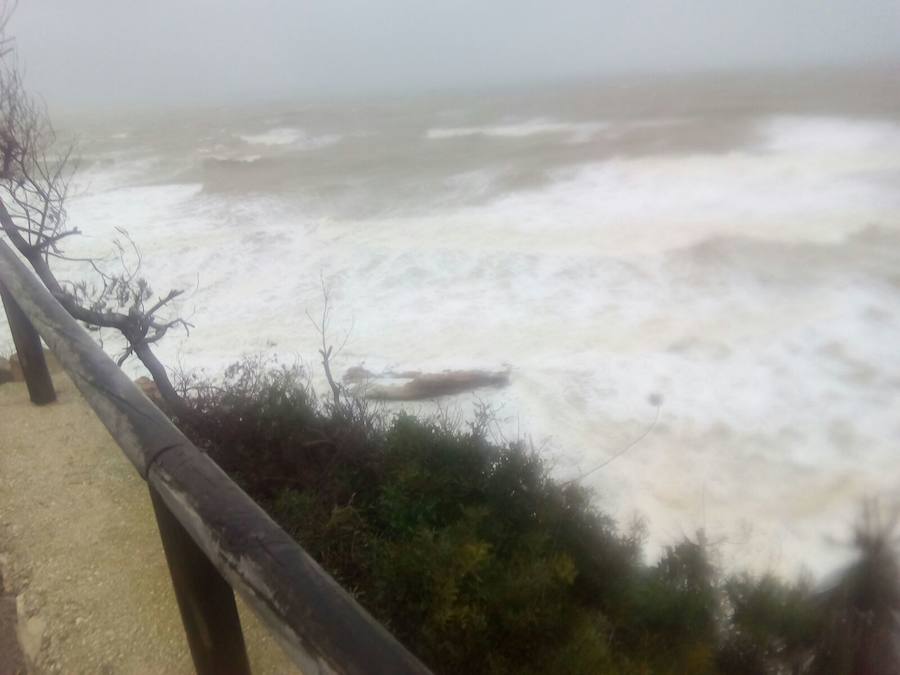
[{"x1": 36, "y1": 68, "x2": 900, "y2": 578}]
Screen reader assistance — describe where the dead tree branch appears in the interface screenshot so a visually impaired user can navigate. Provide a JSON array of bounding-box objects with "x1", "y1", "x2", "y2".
[
  {"x1": 0, "y1": 7, "x2": 188, "y2": 410},
  {"x1": 305, "y1": 275, "x2": 356, "y2": 417}
]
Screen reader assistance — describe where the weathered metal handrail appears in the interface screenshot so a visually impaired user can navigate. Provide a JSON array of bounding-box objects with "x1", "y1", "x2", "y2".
[{"x1": 0, "y1": 237, "x2": 432, "y2": 675}]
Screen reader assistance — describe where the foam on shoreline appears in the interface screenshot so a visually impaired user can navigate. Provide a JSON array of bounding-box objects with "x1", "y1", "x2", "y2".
[{"x1": 5, "y1": 89, "x2": 900, "y2": 578}]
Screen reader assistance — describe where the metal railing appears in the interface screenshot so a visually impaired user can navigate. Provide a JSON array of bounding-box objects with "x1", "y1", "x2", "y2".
[{"x1": 0, "y1": 237, "x2": 432, "y2": 675}]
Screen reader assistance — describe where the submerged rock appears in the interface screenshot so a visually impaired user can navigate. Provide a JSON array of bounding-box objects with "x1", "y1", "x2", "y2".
[
  {"x1": 342, "y1": 365, "x2": 376, "y2": 384},
  {"x1": 363, "y1": 369, "x2": 510, "y2": 401}
]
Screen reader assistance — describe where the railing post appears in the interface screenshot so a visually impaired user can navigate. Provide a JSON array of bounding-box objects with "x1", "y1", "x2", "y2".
[
  {"x1": 149, "y1": 486, "x2": 252, "y2": 675},
  {"x1": 0, "y1": 282, "x2": 55, "y2": 405}
]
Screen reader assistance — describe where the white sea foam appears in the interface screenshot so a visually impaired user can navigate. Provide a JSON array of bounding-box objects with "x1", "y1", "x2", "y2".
[
  {"x1": 239, "y1": 127, "x2": 303, "y2": 145},
  {"x1": 380, "y1": 116, "x2": 900, "y2": 257},
  {"x1": 762, "y1": 115, "x2": 900, "y2": 154},
  {"x1": 239, "y1": 127, "x2": 340, "y2": 149},
  {"x1": 7, "y1": 106, "x2": 900, "y2": 579}
]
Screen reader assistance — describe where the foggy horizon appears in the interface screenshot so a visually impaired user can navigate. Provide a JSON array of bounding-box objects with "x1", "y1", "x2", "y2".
[{"x1": 10, "y1": 0, "x2": 900, "y2": 111}]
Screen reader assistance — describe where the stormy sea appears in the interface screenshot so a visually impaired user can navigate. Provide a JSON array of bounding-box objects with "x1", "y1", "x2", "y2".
[{"x1": 35, "y1": 66, "x2": 900, "y2": 578}]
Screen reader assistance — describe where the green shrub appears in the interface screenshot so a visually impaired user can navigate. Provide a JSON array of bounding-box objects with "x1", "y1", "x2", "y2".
[{"x1": 174, "y1": 359, "x2": 896, "y2": 674}]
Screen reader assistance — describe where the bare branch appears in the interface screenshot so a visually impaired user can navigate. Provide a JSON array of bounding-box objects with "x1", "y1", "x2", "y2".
[
  {"x1": 0, "y1": 12, "x2": 189, "y2": 410},
  {"x1": 306, "y1": 275, "x2": 348, "y2": 412}
]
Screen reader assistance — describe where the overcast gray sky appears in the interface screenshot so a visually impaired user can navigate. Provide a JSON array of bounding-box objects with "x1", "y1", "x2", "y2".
[{"x1": 9, "y1": 0, "x2": 900, "y2": 109}]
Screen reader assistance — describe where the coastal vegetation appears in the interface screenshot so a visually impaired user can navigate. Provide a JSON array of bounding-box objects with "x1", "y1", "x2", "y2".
[{"x1": 173, "y1": 357, "x2": 900, "y2": 674}]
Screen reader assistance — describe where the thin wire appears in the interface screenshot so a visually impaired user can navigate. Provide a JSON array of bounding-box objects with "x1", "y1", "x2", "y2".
[{"x1": 561, "y1": 403, "x2": 661, "y2": 487}]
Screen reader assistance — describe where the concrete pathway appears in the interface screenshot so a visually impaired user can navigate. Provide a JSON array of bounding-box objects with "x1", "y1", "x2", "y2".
[{"x1": 0, "y1": 374, "x2": 302, "y2": 674}]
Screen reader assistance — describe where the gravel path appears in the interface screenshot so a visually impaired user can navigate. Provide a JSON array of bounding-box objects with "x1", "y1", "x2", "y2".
[{"x1": 0, "y1": 374, "x2": 302, "y2": 674}]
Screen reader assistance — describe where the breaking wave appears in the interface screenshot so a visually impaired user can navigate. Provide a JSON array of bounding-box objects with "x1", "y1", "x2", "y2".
[{"x1": 30, "y1": 78, "x2": 900, "y2": 578}]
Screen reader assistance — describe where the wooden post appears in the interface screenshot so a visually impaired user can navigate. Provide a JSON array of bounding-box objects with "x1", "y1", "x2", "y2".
[
  {"x1": 150, "y1": 486, "x2": 252, "y2": 675},
  {"x1": 0, "y1": 282, "x2": 55, "y2": 405}
]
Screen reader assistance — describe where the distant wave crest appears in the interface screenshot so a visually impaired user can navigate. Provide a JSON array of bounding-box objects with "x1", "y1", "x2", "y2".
[
  {"x1": 239, "y1": 127, "x2": 340, "y2": 150},
  {"x1": 426, "y1": 118, "x2": 606, "y2": 143}
]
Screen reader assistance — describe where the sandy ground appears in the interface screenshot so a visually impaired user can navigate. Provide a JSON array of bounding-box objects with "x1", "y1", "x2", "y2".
[{"x1": 0, "y1": 373, "x2": 303, "y2": 674}]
